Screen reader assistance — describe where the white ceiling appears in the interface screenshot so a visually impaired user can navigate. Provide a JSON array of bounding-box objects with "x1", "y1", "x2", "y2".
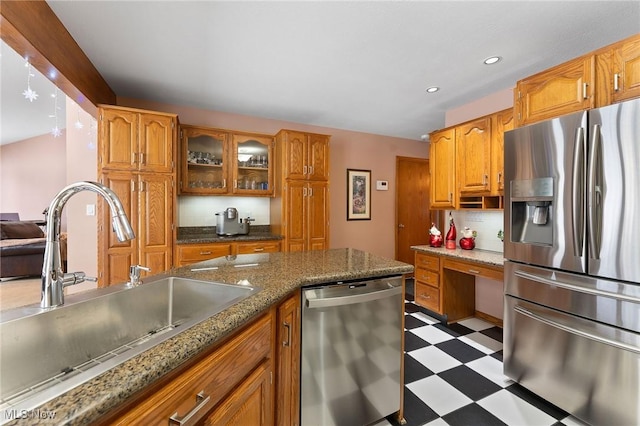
[
  {"x1": 5, "y1": 1, "x2": 640, "y2": 144},
  {"x1": 1, "y1": 40, "x2": 66, "y2": 145}
]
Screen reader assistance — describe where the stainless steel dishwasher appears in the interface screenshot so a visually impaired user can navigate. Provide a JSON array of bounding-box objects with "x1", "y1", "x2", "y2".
[{"x1": 300, "y1": 275, "x2": 403, "y2": 426}]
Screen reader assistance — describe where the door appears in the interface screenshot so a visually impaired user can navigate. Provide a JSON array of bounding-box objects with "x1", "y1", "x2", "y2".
[
  {"x1": 504, "y1": 110, "x2": 588, "y2": 273},
  {"x1": 587, "y1": 99, "x2": 640, "y2": 282},
  {"x1": 395, "y1": 157, "x2": 432, "y2": 266}
]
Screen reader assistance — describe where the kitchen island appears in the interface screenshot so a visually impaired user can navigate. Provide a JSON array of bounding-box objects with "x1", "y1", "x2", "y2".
[{"x1": 6, "y1": 248, "x2": 412, "y2": 425}]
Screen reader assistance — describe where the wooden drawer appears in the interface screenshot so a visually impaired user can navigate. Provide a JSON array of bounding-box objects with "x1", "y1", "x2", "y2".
[
  {"x1": 236, "y1": 240, "x2": 281, "y2": 255},
  {"x1": 176, "y1": 243, "x2": 232, "y2": 266},
  {"x1": 443, "y1": 258, "x2": 504, "y2": 281},
  {"x1": 415, "y1": 267, "x2": 439, "y2": 288},
  {"x1": 415, "y1": 252, "x2": 440, "y2": 271},
  {"x1": 414, "y1": 282, "x2": 440, "y2": 313}
]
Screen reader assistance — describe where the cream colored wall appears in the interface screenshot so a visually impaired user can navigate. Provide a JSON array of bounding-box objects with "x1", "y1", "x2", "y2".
[
  {"x1": 119, "y1": 97, "x2": 429, "y2": 259},
  {"x1": 0, "y1": 132, "x2": 67, "y2": 224},
  {"x1": 65, "y1": 98, "x2": 98, "y2": 289}
]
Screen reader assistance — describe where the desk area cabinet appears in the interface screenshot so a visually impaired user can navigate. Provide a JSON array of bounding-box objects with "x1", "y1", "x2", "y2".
[{"x1": 413, "y1": 247, "x2": 504, "y2": 324}]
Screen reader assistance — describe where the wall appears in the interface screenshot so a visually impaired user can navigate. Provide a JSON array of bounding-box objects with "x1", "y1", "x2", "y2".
[
  {"x1": 119, "y1": 97, "x2": 429, "y2": 259},
  {"x1": 0, "y1": 132, "x2": 67, "y2": 224},
  {"x1": 65, "y1": 98, "x2": 98, "y2": 293}
]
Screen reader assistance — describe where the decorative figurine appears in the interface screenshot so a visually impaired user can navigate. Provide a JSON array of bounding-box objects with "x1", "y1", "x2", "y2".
[
  {"x1": 497, "y1": 229, "x2": 504, "y2": 242},
  {"x1": 459, "y1": 227, "x2": 477, "y2": 250},
  {"x1": 429, "y1": 223, "x2": 443, "y2": 247},
  {"x1": 445, "y1": 212, "x2": 457, "y2": 249}
]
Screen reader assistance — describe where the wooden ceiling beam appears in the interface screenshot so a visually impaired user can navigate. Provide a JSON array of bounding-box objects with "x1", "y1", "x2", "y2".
[{"x1": 1, "y1": 0, "x2": 116, "y2": 116}]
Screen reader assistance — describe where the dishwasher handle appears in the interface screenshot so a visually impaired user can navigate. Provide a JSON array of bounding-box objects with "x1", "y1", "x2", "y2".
[{"x1": 305, "y1": 285, "x2": 402, "y2": 309}]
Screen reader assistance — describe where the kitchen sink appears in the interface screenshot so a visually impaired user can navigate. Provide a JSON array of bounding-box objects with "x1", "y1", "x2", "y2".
[{"x1": 0, "y1": 276, "x2": 259, "y2": 413}]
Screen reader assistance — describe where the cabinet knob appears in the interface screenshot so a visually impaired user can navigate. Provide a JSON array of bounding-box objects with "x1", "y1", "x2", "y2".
[{"x1": 614, "y1": 73, "x2": 620, "y2": 91}]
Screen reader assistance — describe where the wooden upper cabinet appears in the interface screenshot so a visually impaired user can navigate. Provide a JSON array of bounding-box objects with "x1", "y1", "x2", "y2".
[
  {"x1": 456, "y1": 117, "x2": 491, "y2": 195},
  {"x1": 278, "y1": 130, "x2": 330, "y2": 181},
  {"x1": 99, "y1": 106, "x2": 176, "y2": 173},
  {"x1": 231, "y1": 132, "x2": 274, "y2": 195},
  {"x1": 307, "y1": 134, "x2": 330, "y2": 181},
  {"x1": 429, "y1": 128, "x2": 456, "y2": 209},
  {"x1": 596, "y1": 34, "x2": 640, "y2": 107},
  {"x1": 492, "y1": 108, "x2": 514, "y2": 194},
  {"x1": 515, "y1": 54, "x2": 595, "y2": 127}
]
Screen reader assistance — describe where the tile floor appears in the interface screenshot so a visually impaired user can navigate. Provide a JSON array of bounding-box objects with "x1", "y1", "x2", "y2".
[{"x1": 376, "y1": 288, "x2": 588, "y2": 426}]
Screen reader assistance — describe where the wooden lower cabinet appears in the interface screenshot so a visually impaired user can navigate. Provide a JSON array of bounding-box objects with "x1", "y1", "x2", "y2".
[
  {"x1": 276, "y1": 291, "x2": 300, "y2": 426},
  {"x1": 101, "y1": 291, "x2": 303, "y2": 426},
  {"x1": 414, "y1": 251, "x2": 503, "y2": 323},
  {"x1": 104, "y1": 313, "x2": 273, "y2": 425},
  {"x1": 414, "y1": 252, "x2": 441, "y2": 313},
  {"x1": 175, "y1": 240, "x2": 281, "y2": 267}
]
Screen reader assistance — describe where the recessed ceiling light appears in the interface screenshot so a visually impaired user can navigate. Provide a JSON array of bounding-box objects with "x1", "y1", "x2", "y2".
[
  {"x1": 483, "y1": 56, "x2": 502, "y2": 65},
  {"x1": 425, "y1": 86, "x2": 439, "y2": 93}
]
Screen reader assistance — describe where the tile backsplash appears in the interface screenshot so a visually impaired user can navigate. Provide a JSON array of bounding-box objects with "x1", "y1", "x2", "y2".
[
  {"x1": 445, "y1": 209, "x2": 504, "y2": 253},
  {"x1": 178, "y1": 196, "x2": 270, "y2": 227}
]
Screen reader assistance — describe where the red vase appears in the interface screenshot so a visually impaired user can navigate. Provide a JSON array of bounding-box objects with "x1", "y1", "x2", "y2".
[
  {"x1": 430, "y1": 233, "x2": 443, "y2": 247},
  {"x1": 445, "y1": 213, "x2": 456, "y2": 249},
  {"x1": 459, "y1": 237, "x2": 475, "y2": 250}
]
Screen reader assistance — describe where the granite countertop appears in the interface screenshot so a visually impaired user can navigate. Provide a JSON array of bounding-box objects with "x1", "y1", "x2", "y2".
[
  {"x1": 18, "y1": 249, "x2": 412, "y2": 425},
  {"x1": 411, "y1": 245, "x2": 505, "y2": 267},
  {"x1": 176, "y1": 225, "x2": 283, "y2": 244}
]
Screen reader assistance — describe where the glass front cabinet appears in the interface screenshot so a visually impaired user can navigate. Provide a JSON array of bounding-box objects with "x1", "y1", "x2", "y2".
[{"x1": 180, "y1": 125, "x2": 274, "y2": 196}]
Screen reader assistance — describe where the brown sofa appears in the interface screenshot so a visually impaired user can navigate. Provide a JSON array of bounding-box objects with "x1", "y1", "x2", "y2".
[{"x1": 0, "y1": 221, "x2": 49, "y2": 278}]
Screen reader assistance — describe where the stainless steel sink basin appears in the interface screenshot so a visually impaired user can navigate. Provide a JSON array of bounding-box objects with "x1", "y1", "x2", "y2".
[{"x1": 0, "y1": 276, "x2": 258, "y2": 413}]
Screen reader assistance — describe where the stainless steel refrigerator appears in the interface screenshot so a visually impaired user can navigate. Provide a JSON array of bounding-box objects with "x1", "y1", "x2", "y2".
[{"x1": 503, "y1": 98, "x2": 640, "y2": 426}]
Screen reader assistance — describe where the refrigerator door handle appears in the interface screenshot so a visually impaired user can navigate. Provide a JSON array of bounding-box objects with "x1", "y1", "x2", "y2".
[
  {"x1": 587, "y1": 124, "x2": 602, "y2": 260},
  {"x1": 571, "y1": 127, "x2": 585, "y2": 257}
]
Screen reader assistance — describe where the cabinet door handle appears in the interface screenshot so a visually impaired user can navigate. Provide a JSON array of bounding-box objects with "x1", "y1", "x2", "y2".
[
  {"x1": 131, "y1": 179, "x2": 136, "y2": 192},
  {"x1": 303, "y1": 187, "x2": 307, "y2": 197},
  {"x1": 233, "y1": 179, "x2": 237, "y2": 189},
  {"x1": 309, "y1": 166, "x2": 314, "y2": 176},
  {"x1": 303, "y1": 165, "x2": 308, "y2": 175},
  {"x1": 283, "y1": 322, "x2": 292, "y2": 347},
  {"x1": 308, "y1": 187, "x2": 313, "y2": 197},
  {"x1": 483, "y1": 174, "x2": 488, "y2": 186},
  {"x1": 614, "y1": 73, "x2": 620, "y2": 91},
  {"x1": 582, "y1": 82, "x2": 589, "y2": 99},
  {"x1": 132, "y1": 152, "x2": 137, "y2": 165},
  {"x1": 139, "y1": 152, "x2": 145, "y2": 165},
  {"x1": 222, "y1": 179, "x2": 226, "y2": 189},
  {"x1": 169, "y1": 391, "x2": 211, "y2": 426},
  {"x1": 497, "y1": 172, "x2": 502, "y2": 184}
]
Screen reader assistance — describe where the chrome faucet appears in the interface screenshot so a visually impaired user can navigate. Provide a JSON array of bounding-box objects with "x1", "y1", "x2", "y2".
[
  {"x1": 41, "y1": 181, "x2": 135, "y2": 308},
  {"x1": 127, "y1": 264, "x2": 151, "y2": 287}
]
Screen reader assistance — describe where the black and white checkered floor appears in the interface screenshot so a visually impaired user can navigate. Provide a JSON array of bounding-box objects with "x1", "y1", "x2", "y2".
[{"x1": 375, "y1": 293, "x2": 588, "y2": 426}]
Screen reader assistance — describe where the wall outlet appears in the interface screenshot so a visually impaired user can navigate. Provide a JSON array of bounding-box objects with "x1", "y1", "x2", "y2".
[{"x1": 86, "y1": 204, "x2": 96, "y2": 216}]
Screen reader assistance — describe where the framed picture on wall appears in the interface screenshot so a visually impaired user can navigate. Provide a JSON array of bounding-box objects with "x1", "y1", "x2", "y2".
[{"x1": 347, "y1": 169, "x2": 371, "y2": 220}]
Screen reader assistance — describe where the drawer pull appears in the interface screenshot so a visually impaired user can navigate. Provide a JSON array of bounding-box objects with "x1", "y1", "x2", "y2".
[
  {"x1": 468, "y1": 269, "x2": 481, "y2": 274},
  {"x1": 253, "y1": 247, "x2": 265, "y2": 252},
  {"x1": 283, "y1": 322, "x2": 291, "y2": 347},
  {"x1": 169, "y1": 391, "x2": 211, "y2": 426},
  {"x1": 200, "y1": 251, "x2": 212, "y2": 255},
  {"x1": 419, "y1": 293, "x2": 431, "y2": 300}
]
